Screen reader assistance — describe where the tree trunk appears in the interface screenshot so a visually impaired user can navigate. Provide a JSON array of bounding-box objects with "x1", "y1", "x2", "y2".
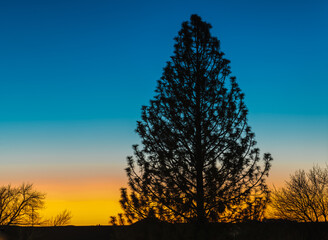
[{"x1": 195, "y1": 61, "x2": 205, "y2": 223}]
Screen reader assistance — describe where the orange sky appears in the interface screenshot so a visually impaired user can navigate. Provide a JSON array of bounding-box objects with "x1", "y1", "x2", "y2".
[
  {"x1": 0, "y1": 163, "x2": 126, "y2": 225},
  {"x1": 0, "y1": 161, "x2": 307, "y2": 225}
]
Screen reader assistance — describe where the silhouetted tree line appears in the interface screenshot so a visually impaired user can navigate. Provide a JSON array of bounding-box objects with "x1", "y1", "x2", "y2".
[{"x1": 111, "y1": 163, "x2": 328, "y2": 225}]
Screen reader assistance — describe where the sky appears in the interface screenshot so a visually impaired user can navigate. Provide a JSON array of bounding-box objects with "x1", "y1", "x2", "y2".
[{"x1": 0, "y1": 0, "x2": 327, "y2": 225}]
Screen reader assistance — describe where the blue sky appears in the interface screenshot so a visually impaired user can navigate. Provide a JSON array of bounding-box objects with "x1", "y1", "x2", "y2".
[
  {"x1": 0, "y1": 0, "x2": 327, "y2": 224},
  {"x1": 1, "y1": 0, "x2": 327, "y2": 121}
]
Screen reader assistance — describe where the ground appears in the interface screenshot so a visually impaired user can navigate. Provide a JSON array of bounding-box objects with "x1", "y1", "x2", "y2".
[{"x1": 1, "y1": 222, "x2": 328, "y2": 240}]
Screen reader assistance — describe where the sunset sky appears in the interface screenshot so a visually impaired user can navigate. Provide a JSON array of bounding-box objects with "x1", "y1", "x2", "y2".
[{"x1": 0, "y1": 0, "x2": 327, "y2": 225}]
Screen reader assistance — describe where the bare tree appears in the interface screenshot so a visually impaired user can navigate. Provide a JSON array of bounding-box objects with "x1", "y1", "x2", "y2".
[
  {"x1": 47, "y1": 209, "x2": 72, "y2": 226},
  {"x1": 271, "y1": 165, "x2": 328, "y2": 222},
  {"x1": 0, "y1": 183, "x2": 45, "y2": 226}
]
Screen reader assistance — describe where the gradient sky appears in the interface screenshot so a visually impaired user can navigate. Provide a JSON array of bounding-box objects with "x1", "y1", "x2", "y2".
[{"x1": 0, "y1": 0, "x2": 327, "y2": 225}]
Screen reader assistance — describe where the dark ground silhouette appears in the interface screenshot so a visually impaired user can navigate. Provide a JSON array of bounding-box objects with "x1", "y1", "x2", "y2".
[{"x1": 1, "y1": 222, "x2": 328, "y2": 240}]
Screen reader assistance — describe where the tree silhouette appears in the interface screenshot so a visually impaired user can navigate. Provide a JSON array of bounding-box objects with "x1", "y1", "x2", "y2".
[
  {"x1": 118, "y1": 14, "x2": 272, "y2": 224},
  {"x1": 0, "y1": 184, "x2": 74, "y2": 227},
  {"x1": 0, "y1": 184, "x2": 45, "y2": 226},
  {"x1": 46, "y1": 209, "x2": 73, "y2": 226},
  {"x1": 271, "y1": 165, "x2": 328, "y2": 222}
]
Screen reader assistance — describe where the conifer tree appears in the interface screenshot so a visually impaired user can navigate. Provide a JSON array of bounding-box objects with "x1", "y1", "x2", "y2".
[{"x1": 118, "y1": 14, "x2": 272, "y2": 224}]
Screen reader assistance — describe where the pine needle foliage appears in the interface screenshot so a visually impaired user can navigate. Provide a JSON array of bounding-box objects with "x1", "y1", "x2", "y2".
[{"x1": 118, "y1": 14, "x2": 272, "y2": 224}]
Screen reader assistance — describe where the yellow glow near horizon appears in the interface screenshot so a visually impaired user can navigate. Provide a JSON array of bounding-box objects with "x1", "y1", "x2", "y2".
[
  {"x1": 0, "y1": 163, "x2": 127, "y2": 226},
  {"x1": 38, "y1": 170, "x2": 289, "y2": 225},
  {"x1": 43, "y1": 199, "x2": 121, "y2": 225},
  {"x1": 37, "y1": 178, "x2": 126, "y2": 225},
  {"x1": 0, "y1": 160, "x2": 322, "y2": 225}
]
